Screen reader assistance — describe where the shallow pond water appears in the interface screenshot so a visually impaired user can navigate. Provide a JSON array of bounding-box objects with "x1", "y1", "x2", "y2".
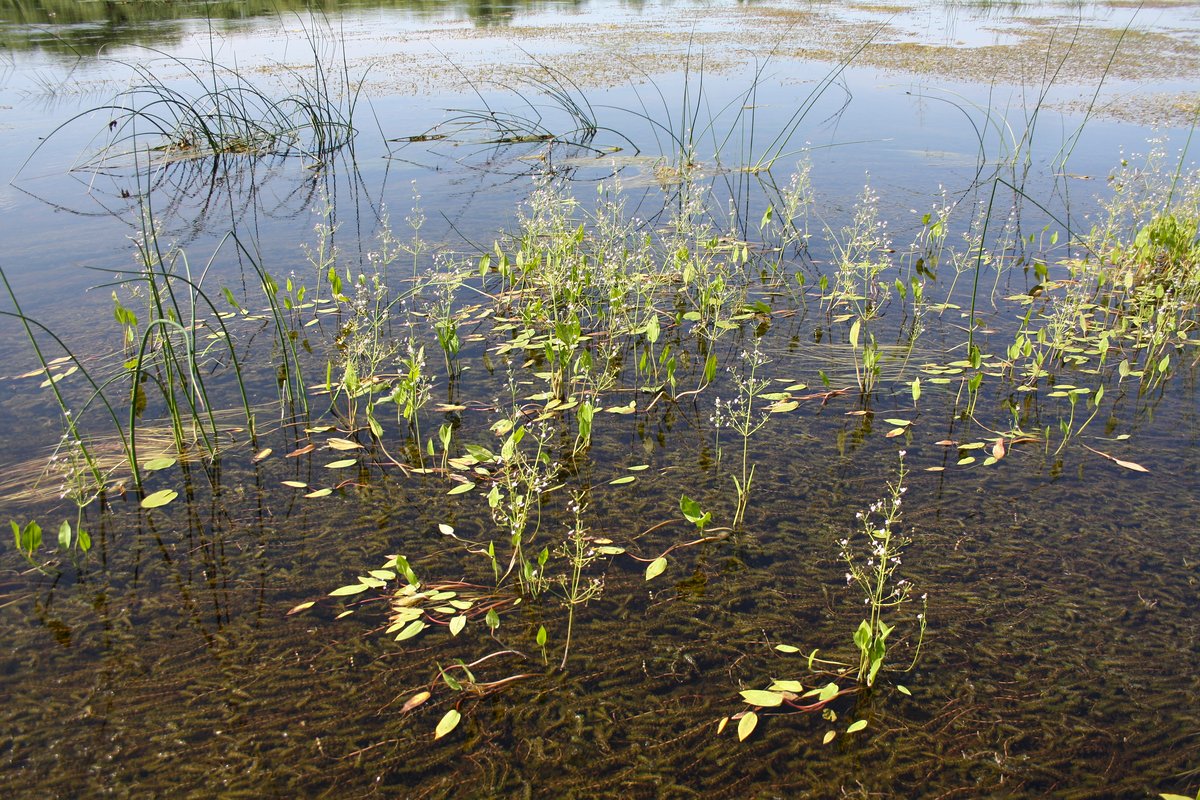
[{"x1": 1, "y1": 1, "x2": 1199, "y2": 798}]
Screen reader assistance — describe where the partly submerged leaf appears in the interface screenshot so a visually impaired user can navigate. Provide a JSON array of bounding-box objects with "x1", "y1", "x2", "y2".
[
  {"x1": 645, "y1": 556, "x2": 667, "y2": 581},
  {"x1": 737, "y1": 711, "x2": 758, "y2": 742},
  {"x1": 141, "y1": 489, "x2": 178, "y2": 509},
  {"x1": 286, "y1": 601, "x2": 315, "y2": 615},
  {"x1": 327, "y1": 438, "x2": 363, "y2": 451},
  {"x1": 252, "y1": 448, "x2": 273, "y2": 463},
  {"x1": 434, "y1": 708, "x2": 461, "y2": 740}
]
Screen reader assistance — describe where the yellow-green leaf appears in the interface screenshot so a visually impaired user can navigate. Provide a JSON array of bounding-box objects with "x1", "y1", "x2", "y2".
[
  {"x1": 846, "y1": 719, "x2": 868, "y2": 733},
  {"x1": 447, "y1": 482, "x2": 476, "y2": 495},
  {"x1": 327, "y1": 438, "x2": 363, "y2": 450},
  {"x1": 737, "y1": 711, "x2": 758, "y2": 742},
  {"x1": 645, "y1": 556, "x2": 667, "y2": 581},
  {"x1": 740, "y1": 689, "x2": 784, "y2": 707},
  {"x1": 329, "y1": 583, "x2": 370, "y2": 597},
  {"x1": 434, "y1": 708, "x2": 461, "y2": 740},
  {"x1": 141, "y1": 489, "x2": 178, "y2": 509},
  {"x1": 325, "y1": 459, "x2": 357, "y2": 469}
]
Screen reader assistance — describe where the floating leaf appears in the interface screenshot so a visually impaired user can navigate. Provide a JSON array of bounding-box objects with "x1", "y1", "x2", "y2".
[
  {"x1": 769, "y1": 680, "x2": 804, "y2": 692},
  {"x1": 395, "y1": 620, "x2": 427, "y2": 641},
  {"x1": 252, "y1": 448, "x2": 273, "y2": 463},
  {"x1": 609, "y1": 475, "x2": 636, "y2": 485},
  {"x1": 818, "y1": 682, "x2": 840, "y2": 702},
  {"x1": 740, "y1": 690, "x2": 784, "y2": 707},
  {"x1": 822, "y1": 730, "x2": 836, "y2": 745},
  {"x1": 447, "y1": 482, "x2": 476, "y2": 495},
  {"x1": 305, "y1": 488, "x2": 332, "y2": 498},
  {"x1": 286, "y1": 601, "x2": 315, "y2": 615},
  {"x1": 1081, "y1": 444, "x2": 1149, "y2": 473},
  {"x1": 327, "y1": 438, "x2": 363, "y2": 451},
  {"x1": 325, "y1": 459, "x2": 357, "y2": 469},
  {"x1": 401, "y1": 691, "x2": 431, "y2": 714},
  {"x1": 645, "y1": 556, "x2": 667, "y2": 581},
  {"x1": 846, "y1": 719, "x2": 868, "y2": 734},
  {"x1": 449, "y1": 615, "x2": 467, "y2": 636},
  {"x1": 287, "y1": 444, "x2": 315, "y2": 458},
  {"x1": 141, "y1": 489, "x2": 178, "y2": 509},
  {"x1": 368, "y1": 570, "x2": 396, "y2": 581},
  {"x1": 885, "y1": 427, "x2": 907, "y2": 438},
  {"x1": 767, "y1": 400, "x2": 799, "y2": 413},
  {"x1": 883, "y1": 418, "x2": 912, "y2": 427},
  {"x1": 143, "y1": 457, "x2": 176, "y2": 471},
  {"x1": 281, "y1": 480, "x2": 308, "y2": 488},
  {"x1": 434, "y1": 708, "x2": 461, "y2": 740},
  {"x1": 737, "y1": 711, "x2": 758, "y2": 742},
  {"x1": 330, "y1": 583, "x2": 372, "y2": 597},
  {"x1": 628, "y1": 464, "x2": 650, "y2": 471},
  {"x1": 897, "y1": 685, "x2": 912, "y2": 696},
  {"x1": 774, "y1": 644, "x2": 800, "y2": 653},
  {"x1": 716, "y1": 717, "x2": 729, "y2": 735}
]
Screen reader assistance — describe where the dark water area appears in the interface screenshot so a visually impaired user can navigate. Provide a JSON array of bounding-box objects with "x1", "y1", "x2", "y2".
[{"x1": 2, "y1": 1, "x2": 1200, "y2": 798}]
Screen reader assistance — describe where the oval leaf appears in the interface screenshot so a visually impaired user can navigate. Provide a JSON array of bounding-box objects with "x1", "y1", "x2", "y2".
[
  {"x1": 449, "y1": 615, "x2": 466, "y2": 636},
  {"x1": 740, "y1": 689, "x2": 784, "y2": 707},
  {"x1": 395, "y1": 620, "x2": 427, "y2": 641},
  {"x1": 645, "y1": 556, "x2": 667, "y2": 581},
  {"x1": 447, "y1": 482, "x2": 476, "y2": 496},
  {"x1": 327, "y1": 438, "x2": 363, "y2": 451},
  {"x1": 325, "y1": 459, "x2": 357, "y2": 469},
  {"x1": 846, "y1": 719, "x2": 868, "y2": 734},
  {"x1": 737, "y1": 711, "x2": 758, "y2": 742},
  {"x1": 401, "y1": 691, "x2": 431, "y2": 714},
  {"x1": 143, "y1": 457, "x2": 176, "y2": 471},
  {"x1": 329, "y1": 583, "x2": 371, "y2": 597},
  {"x1": 434, "y1": 708, "x2": 461, "y2": 740},
  {"x1": 141, "y1": 489, "x2": 178, "y2": 509}
]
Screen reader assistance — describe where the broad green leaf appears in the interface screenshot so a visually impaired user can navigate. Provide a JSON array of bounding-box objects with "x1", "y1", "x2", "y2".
[
  {"x1": 395, "y1": 620, "x2": 427, "y2": 641},
  {"x1": 57, "y1": 520, "x2": 71, "y2": 550},
  {"x1": 329, "y1": 583, "x2": 371, "y2": 597},
  {"x1": 368, "y1": 570, "x2": 396, "y2": 581},
  {"x1": 774, "y1": 644, "x2": 800, "y2": 653},
  {"x1": 818, "y1": 682, "x2": 840, "y2": 702},
  {"x1": 609, "y1": 476, "x2": 636, "y2": 485},
  {"x1": 535, "y1": 624, "x2": 547, "y2": 647},
  {"x1": 449, "y1": 615, "x2": 467, "y2": 636},
  {"x1": 325, "y1": 459, "x2": 357, "y2": 469},
  {"x1": 846, "y1": 719, "x2": 868, "y2": 733},
  {"x1": 434, "y1": 708, "x2": 461, "y2": 740},
  {"x1": 327, "y1": 438, "x2": 363, "y2": 450},
  {"x1": 884, "y1": 418, "x2": 912, "y2": 427},
  {"x1": 849, "y1": 318, "x2": 861, "y2": 348},
  {"x1": 141, "y1": 489, "x2": 178, "y2": 509},
  {"x1": 143, "y1": 457, "x2": 176, "y2": 471},
  {"x1": 740, "y1": 690, "x2": 784, "y2": 707},
  {"x1": 645, "y1": 556, "x2": 667, "y2": 581},
  {"x1": 447, "y1": 482, "x2": 476, "y2": 495},
  {"x1": 305, "y1": 488, "x2": 333, "y2": 498},
  {"x1": 769, "y1": 680, "x2": 804, "y2": 693},
  {"x1": 737, "y1": 711, "x2": 758, "y2": 742},
  {"x1": 896, "y1": 685, "x2": 911, "y2": 696}
]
